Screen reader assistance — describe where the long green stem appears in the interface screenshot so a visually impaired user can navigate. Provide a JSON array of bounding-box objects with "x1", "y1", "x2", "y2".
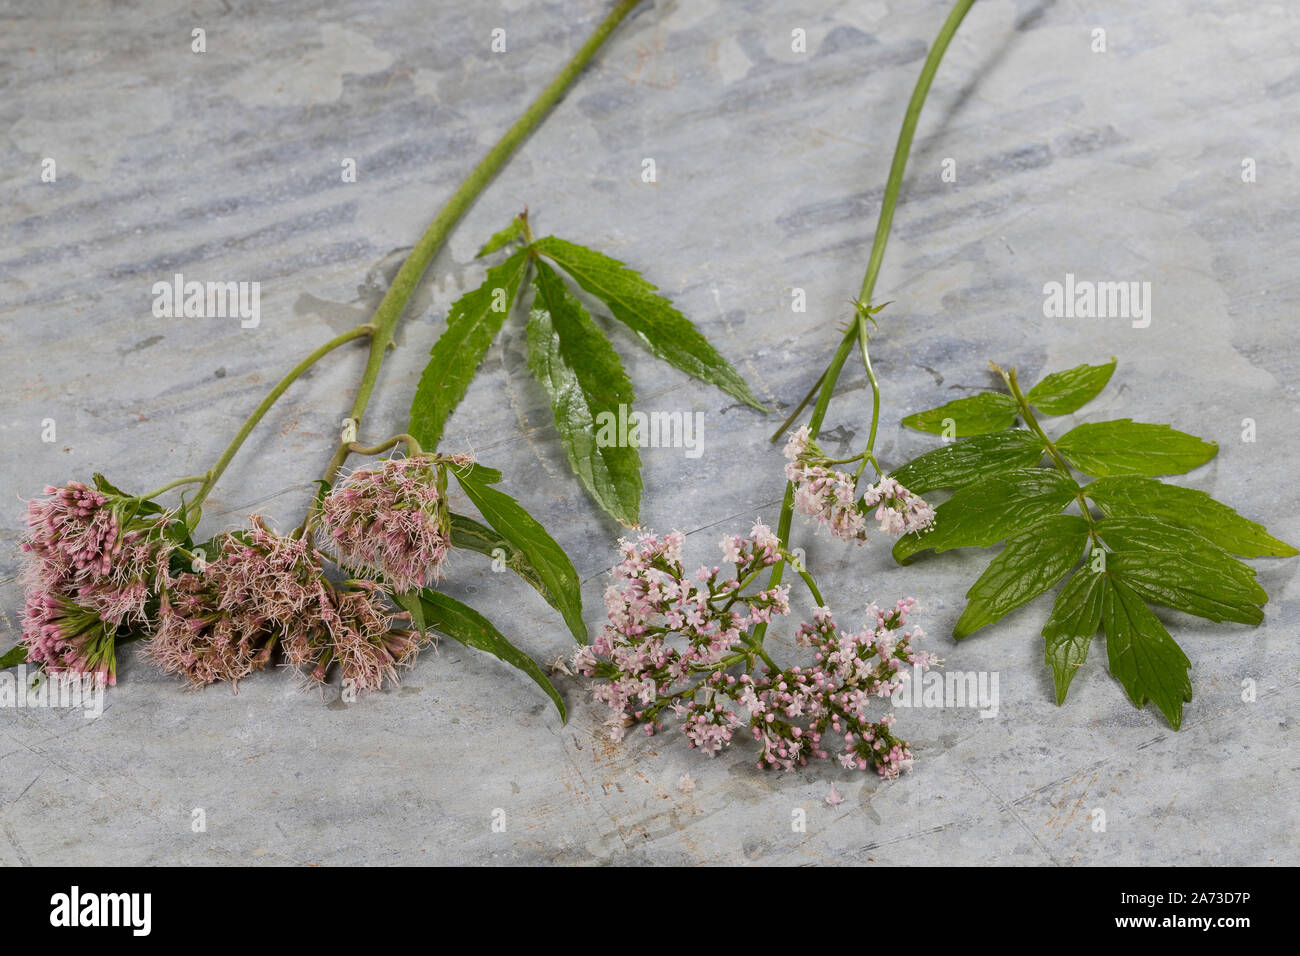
[
  {"x1": 315, "y1": 0, "x2": 644, "y2": 496},
  {"x1": 755, "y1": 0, "x2": 974, "y2": 647},
  {"x1": 186, "y1": 324, "x2": 375, "y2": 527}
]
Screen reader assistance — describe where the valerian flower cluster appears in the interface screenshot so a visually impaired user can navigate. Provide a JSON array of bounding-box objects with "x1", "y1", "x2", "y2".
[
  {"x1": 783, "y1": 426, "x2": 934, "y2": 543},
  {"x1": 18, "y1": 456, "x2": 463, "y2": 692},
  {"x1": 573, "y1": 524, "x2": 935, "y2": 777}
]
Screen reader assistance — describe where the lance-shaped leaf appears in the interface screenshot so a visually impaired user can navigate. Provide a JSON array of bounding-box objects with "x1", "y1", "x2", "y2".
[
  {"x1": 901, "y1": 392, "x2": 1019, "y2": 437},
  {"x1": 1097, "y1": 517, "x2": 1268, "y2": 626},
  {"x1": 450, "y1": 462, "x2": 586, "y2": 644},
  {"x1": 418, "y1": 588, "x2": 565, "y2": 721},
  {"x1": 1101, "y1": 576, "x2": 1192, "y2": 729},
  {"x1": 409, "y1": 248, "x2": 530, "y2": 449},
  {"x1": 1055, "y1": 419, "x2": 1217, "y2": 477},
  {"x1": 526, "y1": 260, "x2": 642, "y2": 526},
  {"x1": 475, "y1": 214, "x2": 525, "y2": 258},
  {"x1": 894, "y1": 468, "x2": 1079, "y2": 564},
  {"x1": 889, "y1": 429, "x2": 1046, "y2": 495},
  {"x1": 449, "y1": 513, "x2": 552, "y2": 598},
  {"x1": 1041, "y1": 568, "x2": 1105, "y2": 704},
  {"x1": 532, "y1": 236, "x2": 765, "y2": 411},
  {"x1": 954, "y1": 515, "x2": 1090, "y2": 639},
  {"x1": 1084, "y1": 475, "x2": 1296, "y2": 558},
  {"x1": 1, "y1": 645, "x2": 26, "y2": 670},
  {"x1": 1025, "y1": 358, "x2": 1116, "y2": 415}
]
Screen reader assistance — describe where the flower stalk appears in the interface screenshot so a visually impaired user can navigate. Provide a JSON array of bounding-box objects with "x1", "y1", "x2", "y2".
[{"x1": 756, "y1": 0, "x2": 975, "y2": 647}]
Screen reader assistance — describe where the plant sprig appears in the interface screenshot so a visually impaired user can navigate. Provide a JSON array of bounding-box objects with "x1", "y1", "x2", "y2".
[{"x1": 892, "y1": 359, "x2": 1295, "y2": 727}]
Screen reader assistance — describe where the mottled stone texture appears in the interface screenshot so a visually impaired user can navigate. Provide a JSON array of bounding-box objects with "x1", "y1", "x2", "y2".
[{"x1": 1, "y1": 0, "x2": 1296, "y2": 865}]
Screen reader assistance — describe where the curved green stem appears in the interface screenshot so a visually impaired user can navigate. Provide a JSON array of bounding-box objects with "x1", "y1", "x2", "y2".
[
  {"x1": 315, "y1": 0, "x2": 645, "y2": 494},
  {"x1": 186, "y1": 324, "x2": 375, "y2": 528},
  {"x1": 756, "y1": 0, "x2": 974, "y2": 647},
  {"x1": 347, "y1": 433, "x2": 425, "y2": 458},
  {"x1": 138, "y1": 475, "x2": 207, "y2": 501},
  {"x1": 856, "y1": 310, "x2": 883, "y2": 467},
  {"x1": 792, "y1": 565, "x2": 825, "y2": 607}
]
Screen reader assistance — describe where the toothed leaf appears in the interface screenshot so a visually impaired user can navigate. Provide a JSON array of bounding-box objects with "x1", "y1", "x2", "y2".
[
  {"x1": 901, "y1": 392, "x2": 1019, "y2": 436},
  {"x1": 525, "y1": 260, "x2": 641, "y2": 526},
  {"x1": 533, "y1": 236, "x2": 765, "y2": 410}
]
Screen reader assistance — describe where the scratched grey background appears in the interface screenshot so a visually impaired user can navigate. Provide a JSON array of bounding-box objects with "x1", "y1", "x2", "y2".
[{"x1": 1, "y1": 0, "x2": 1296, "y2": 866}]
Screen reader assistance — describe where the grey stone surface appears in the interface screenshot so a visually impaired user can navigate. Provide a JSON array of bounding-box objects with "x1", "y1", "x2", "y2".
[{"x1": 1, "y1": 0, "x2": 1297, "y2": 865}]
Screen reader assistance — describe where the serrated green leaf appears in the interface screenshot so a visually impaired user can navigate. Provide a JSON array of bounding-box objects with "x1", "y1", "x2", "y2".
[
  {"x1": 475, "y1": 215, "x2": 525, "y2": 258},
  {"x1": 1, "y1": 645, "x2": 26, "y2": 670},
  {"x1": 889, "y1": 429, "x2": 1046, "y2": 495},
  {"x1": 1085, "y1": 476, "x2": 1296, "y2": 558},
  {"x1": 901, "y1": 392, "x2": 1019, "y2": 436},
  {"x1": 418, "y1": 588, "x2": 565, "y2": 721},
  {"x1": 954, "y1": 515, "x2": 1090, "y2": 639},
  {"x1": 532, "y1": 236, "x2": 765, "y2": 411},
  {"x1": 893, "y1": 468, "x2": 1078, "y2": 564},
  {"x1": 1042, "y1": 569, "x2": 1105, "y2": 705},
  {"x1": 1097, "y1": 517, "x2": 1267, "y2": 626},
  {"x1": 1101, "y1": 576, "x2": 1192, "y2": 728},
  {"x1": 1025, "y1": 358, "x2": 1117, "y2": 415},
  {"x1": 1056, "y1": 419, "x2": 1217, "y2": 477},
  {"x1": 526, "y1": 260, "x2": 642, "y2": 527},
  {"x1": 450, "y1": 463, "x2": 586, "y2": 644},
  {"x1": 408, "y1": 249, "x2": 530, "y2": 449}
]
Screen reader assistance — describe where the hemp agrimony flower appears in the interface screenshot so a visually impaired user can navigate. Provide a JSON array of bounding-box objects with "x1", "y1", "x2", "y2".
[
  {"x1": 321, "y1": 455, "x2": 466, "y2": 592},
  {"x1": 4, "y1": 2, "x2": 651, "y2": 716}
]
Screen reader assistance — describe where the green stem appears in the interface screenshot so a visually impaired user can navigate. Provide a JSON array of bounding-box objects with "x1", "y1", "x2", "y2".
[
  {"x1": 769, "y1": 368, "x2": 827, "y2": 443},
  {"x1": 997, "y1": 364, "x2": 1099, "y2": 536},
  {"x1": 138, "y1": 475, "x2": 207, "y2": 500},
  {"x1": 856, "y1": 310, "x2": 882, "y2": 471},
  {"x1": 857, "y1": 0, "x2": 975, "y2": 307},
  {"x1": 755, "y1": 0, "x2": 974, "y2": 647},
  {"x1": 348, "y1": 434, "x2": 425, "y2": 457},
  {"x1": 316, "y1": 0, "x2": 644, "y2": 494},
  {"x1": 792, "y1": 565, "x2": 825, "y2": 607},
  {"x1": 186, "y1": 324, "x2": 375, "y2": 527}
]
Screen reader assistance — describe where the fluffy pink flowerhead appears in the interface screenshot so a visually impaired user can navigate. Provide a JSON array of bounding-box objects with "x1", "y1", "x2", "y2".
[
  {"x1": 20, "y1": 478, "x2": 175, "y2": 626},
  {"x1": 148, "y1": 517, "x2": 320, "y2": 688},
  {"x1": 22, "y1": 590, "x2": 119, "y2": 686},
  {"x1": 320, "y1": 456, "x2": 456, "y2": 592}
]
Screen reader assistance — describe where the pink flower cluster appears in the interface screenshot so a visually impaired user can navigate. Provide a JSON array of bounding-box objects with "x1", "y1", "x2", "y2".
[
  {"x1": 150, "y1": 518, "x2": 421, "y2": 692},
  {"x1": 861, "y1": 476, "x2": 935, "y2": 536},
  {"x1": 320, "y1": 456, "x2": 458, "y2": 592},
  {"x1": 17, "y1": 477, "x2": 433, "y2": 694},
  {"x1": 20, "y1": 480, "x2": 176, "y2": 685},
  {"x1": 784, "y1": 427, "x2": 866, "y2": 542},
  {"x1": 783, "y1": 426, "x2": 934, "y2": 541},
  {"x1": 574, "y1": 525, "x2": 931, "y2": 777}
]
